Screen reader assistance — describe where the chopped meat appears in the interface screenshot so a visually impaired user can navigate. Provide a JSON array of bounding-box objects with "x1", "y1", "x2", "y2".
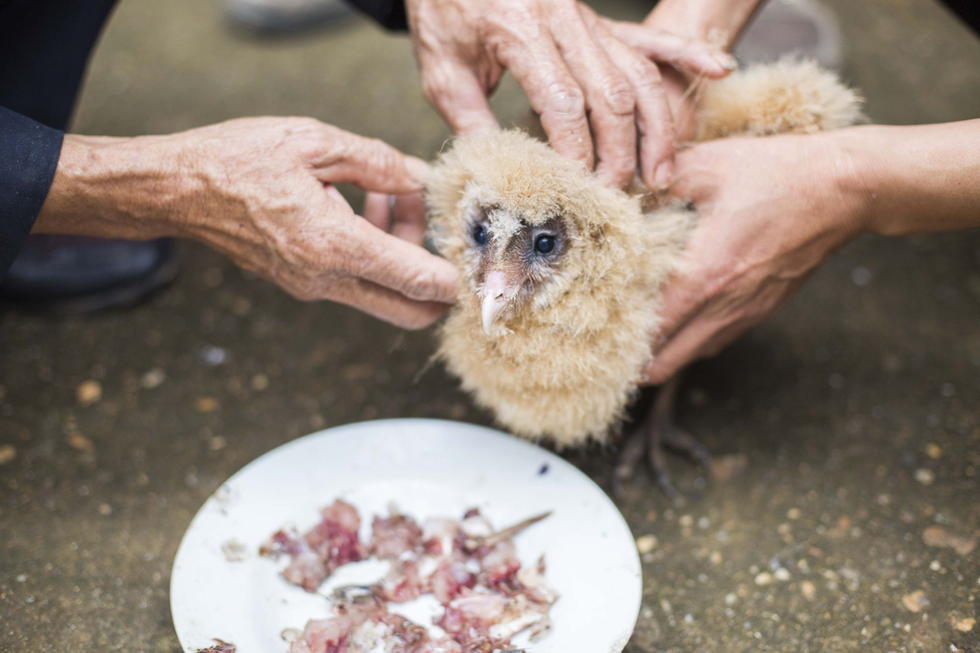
[
  {"x1": 517, "y1": 557, "x2": 558, "y2": 606},
  {"x1": 265, "y1": 504, "x2": 557, "y2": 653},
  {"x1": 288, "y1": 597, "x2": 386, "y2": 653},
  {"x1": 421, "y1": 517, "x2": 459, "y2": 556},
  {"x1": 196, "y1": 639, "x2": 236, "y2": 652},
  {"x1": 436, "y1": 588, "x2": 508, "y2": 648},
  {"x1": 428, "y1": 556, "x2": 475, "y2": 604},
  {"x1": 260, "y1": 499, "x2": 365, "y2": 592},
  {"x1": 414, "y1": 638, "x2": 464, "y2": 653},
  {"x1": 370, "y1": 512, "x2": 424, "y2": 559},
  {"x1": 378, "y1": 558, "x2": 425, "y2": 603},
  {"x1": 479, "y1": 540, "x2": 521, "y2": 591}
]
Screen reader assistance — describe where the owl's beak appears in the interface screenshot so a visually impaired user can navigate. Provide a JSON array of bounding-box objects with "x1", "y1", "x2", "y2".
[{"x1": 480, "y1": 269, "x2": 521, "y2": 335}]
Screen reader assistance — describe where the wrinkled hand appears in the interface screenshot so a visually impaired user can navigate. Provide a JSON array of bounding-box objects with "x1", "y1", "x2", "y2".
[
  {"x1": 600, "y1": 19, "x2": 714, "y2": 143},
  {"x1": 405, "y1": 0, "x2": 734, "y2": 188},
  {"x1": 172, "y1": 117, "x2": 458, "y2": 328},
  {"x1": 643, "y1": 132, "x2": 869, "y2": 384}
]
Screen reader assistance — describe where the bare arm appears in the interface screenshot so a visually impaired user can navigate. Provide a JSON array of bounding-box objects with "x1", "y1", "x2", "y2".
[
  {"x1": 850, "y1": 120, "x2": 980, "y2": 236},
  {"x1": 644, "y1": 118, "x2": 980, "y2": 383},
  {"x1": 34, "y1": 117, "x2": 459, "y2": 329}
]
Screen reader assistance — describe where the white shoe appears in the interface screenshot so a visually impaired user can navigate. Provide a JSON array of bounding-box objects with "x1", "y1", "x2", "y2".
[{"x1": 735, "y1": 0, "x2": 844, "y2": 70}]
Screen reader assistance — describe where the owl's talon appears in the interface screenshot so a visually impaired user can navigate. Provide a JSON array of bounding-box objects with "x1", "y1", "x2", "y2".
[
  {"x1": 611, "y1": 429, "x2": 646, "y2": 499},
  {"x1": 649, "y1": 461, "x2": 682, "y2": 503},
  {"x1": 614, "y1": 375, "x2": 711, "y2": 499},
  {"x1": 661, "y1": 426, "x2": 713, "y2": 473}
]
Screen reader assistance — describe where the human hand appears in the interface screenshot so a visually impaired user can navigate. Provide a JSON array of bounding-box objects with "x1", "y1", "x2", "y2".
[
  {"x1": 601, "y1": 0, "x2": 764, "y2": 142},
  {"x1": 404, "y1": 0, "x2": 734, "y2": 188},
  {"x1": 643, "y1": 131, "x2": 870, "y2": 384},
  {"x1": 599, "y1": 21, "x2": 715, "y2": 143},
  {"x1": 42, "y1": 118, "x2": 459, "y2": 329}
]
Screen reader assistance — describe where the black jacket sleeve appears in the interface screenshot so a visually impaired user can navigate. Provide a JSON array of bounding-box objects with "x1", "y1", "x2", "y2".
[
  {"x1": 345, "y1": 0, "x2": 408, "y2": 30},
  {"x1": 0, "y1": 106, "x2": 64, "y2": 276}
]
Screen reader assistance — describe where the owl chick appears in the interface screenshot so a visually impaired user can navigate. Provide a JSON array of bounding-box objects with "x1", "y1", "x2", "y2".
[{"x1": 427, "y1": 59, "x2": 863, "y2": 458}]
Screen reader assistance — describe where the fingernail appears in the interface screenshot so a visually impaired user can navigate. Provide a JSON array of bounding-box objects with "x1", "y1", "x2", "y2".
[
  {"x1": 653, "y1": 161, "x2": 673, "y2": 190},
  {"x1": 405, "y1": 157, "x2": 431, "y2": 186},
  {"x1": 714, "y1": 52, "x2": 738, "y2": 71}
]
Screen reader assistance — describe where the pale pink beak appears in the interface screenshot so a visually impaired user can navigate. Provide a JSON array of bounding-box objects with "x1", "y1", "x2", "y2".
[{"x1": 480, "y1": 270, "x2": 521, "y2": 335}]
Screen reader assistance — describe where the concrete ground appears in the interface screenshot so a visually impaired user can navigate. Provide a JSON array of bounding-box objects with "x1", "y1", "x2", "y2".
[{"x1": 1, "y1": 0, "x2": 978, "y2": 651}]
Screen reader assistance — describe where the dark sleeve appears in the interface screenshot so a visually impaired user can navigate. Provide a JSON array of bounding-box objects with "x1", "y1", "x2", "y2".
[
  {"x1": 0, "y1": 106, "x2": 64, "y2": 278},
  {"x1": 344, "y1": 0, "x2": 407, "y2": 30},
  {"x1": 939, "y1": 0, "x2": 979, "y2": 33}
]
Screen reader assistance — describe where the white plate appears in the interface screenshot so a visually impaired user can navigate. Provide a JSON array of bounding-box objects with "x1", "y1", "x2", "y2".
[{"x1": 171, "y1": 418, "x2": 641, "y2": 652}]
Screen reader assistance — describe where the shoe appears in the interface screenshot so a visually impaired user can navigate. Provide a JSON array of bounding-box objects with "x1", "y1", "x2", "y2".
[
  {"x1": 226, "y1": 0, "x2": 354, "y2": 35},
  {"x1": 0, "y1": 235, "x2": 178, "y2": 314},
  {"x1": 735, "y1": 0, "x2": 844, "y2": 70}
]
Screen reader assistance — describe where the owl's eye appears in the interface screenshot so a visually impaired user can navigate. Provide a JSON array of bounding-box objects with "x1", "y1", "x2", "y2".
[
  {"x1": 472, "y1": 223, "x2": 488, "y2": 246},
  {"x1": 534, "y1": 234, "x2": 556, "y2": 254}
]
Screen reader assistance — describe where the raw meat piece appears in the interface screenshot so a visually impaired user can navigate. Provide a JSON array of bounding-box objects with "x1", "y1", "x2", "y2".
[
  {"x1": 260, "y1": 499, "x2": 365, "y2": 592},
  {"x1": 265, "y1": 504, "x2": 557, "y2": 653},
  {"x1": 370, "y1": 512, "x2": 424, "y2": 559}
]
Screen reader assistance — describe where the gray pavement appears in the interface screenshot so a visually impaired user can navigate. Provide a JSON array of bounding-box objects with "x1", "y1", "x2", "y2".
[{"x1": 1, "y1": 1, "x2": 978, "y2": 651}]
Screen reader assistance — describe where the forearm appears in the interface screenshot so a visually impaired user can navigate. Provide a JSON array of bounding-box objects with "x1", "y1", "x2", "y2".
[
  {"x1": 838, "y1": 120, "x2": 980, "y2": 236},
  {"x1": 33, "y1": 134, "x2": 192, "y2": 240},
  {"x1": 644, "y1": 0, "x2": 764, "y2": 49}
]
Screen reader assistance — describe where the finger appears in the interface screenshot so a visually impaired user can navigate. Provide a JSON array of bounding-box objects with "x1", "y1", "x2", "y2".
[
  {"x1": 362, "y1": 192, "x2": 392, "y2": 232},
  {"x1": 390, "y1": 192, "x2": 428, "y2": 246},
  {"x1": 345, "y1": 216, "x2": 459, "y2": 304},
  {"x1": 643, "y1": 314, "x2": 723, "y2": 384},
  {"x1": 666, "y1": 142, "x2": 720, "y2": 202},
  {"x1": 419, "y1": 57, "x2": 499, "y2": 134},
  {"x1": 495, "y1": 30, "x2": 592, "y2": 168},
  {"x1": 596, "y1": 27, "x2": 676, "y2": 189},
  {"x1": 330, "y1": 275, "x2": 450, "y2": 330},
  {"x1": 654, "y1": 264, "x2": 713, "y2": 348},
  {"x1": 601, "y1": 19, "x2": 737, "y2": 78},
  {"x1": 311, "y1": 126, "x2": 432, "y2": 194},
  {"x1": 548, "y1": 4, "x2": 637, "y2": 187}
]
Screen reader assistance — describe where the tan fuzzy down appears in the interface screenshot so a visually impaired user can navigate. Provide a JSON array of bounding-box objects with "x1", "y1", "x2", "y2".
[
  {"x1": 696, "y1": 58, "x2": 864, "y2": 141},
  {"x1": 427, "y1": 61, "x2": 862, "y2": 447}
]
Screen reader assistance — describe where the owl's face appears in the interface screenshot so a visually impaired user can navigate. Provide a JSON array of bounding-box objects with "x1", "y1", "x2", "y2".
[{"x1": 460, "y1": 196, "x2": 573, "y2": 335}]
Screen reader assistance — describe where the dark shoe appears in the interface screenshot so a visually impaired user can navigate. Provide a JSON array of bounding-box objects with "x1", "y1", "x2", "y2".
[
  {"x1": 226, "y1": 0, "x2": 354, "y2": 35},
  {"x1": 735, "y1": 0, "x2": 844, "y2": 70},
  {"x1": 0, "y1": 235, "x2": 178, "y2": 314}
]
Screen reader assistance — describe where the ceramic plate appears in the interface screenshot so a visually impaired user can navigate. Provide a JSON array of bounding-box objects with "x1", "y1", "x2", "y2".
[{"x1": 171, "y1": 418, "x2": 641, "y2": 652}]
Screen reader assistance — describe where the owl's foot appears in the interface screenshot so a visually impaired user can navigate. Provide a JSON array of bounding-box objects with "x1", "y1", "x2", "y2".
[{"x1": 612, "y1": 376, "x2": 712, "y2": 501}]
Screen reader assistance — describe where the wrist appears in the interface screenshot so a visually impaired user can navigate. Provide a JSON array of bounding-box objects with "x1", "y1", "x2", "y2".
[
  {"x1": 826, "y1": 125, "x2": 907, "y2": 237},
  {"x1": 35, "y1": 133, "x2": 193, "y2": 240}
]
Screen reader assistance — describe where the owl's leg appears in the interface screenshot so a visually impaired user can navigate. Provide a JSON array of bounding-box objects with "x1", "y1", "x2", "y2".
[{"x1": 613, "y1": 375, "x2": 712, "y2": 500}]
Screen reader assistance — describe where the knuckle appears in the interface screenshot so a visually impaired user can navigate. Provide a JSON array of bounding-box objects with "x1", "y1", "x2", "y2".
[
  {"x1": 543, "y1": 82, "x2": 585, "y2": 117},
  {"x1": 421, "y1": 74, "x2": 446, "y2": 104},
  {"x1": 605, "y1": 158, "x2": 635, "y2": 183},
  {"x1": 288, "y1": 283, "x2": 319, "y2": 302},
  {"x1": 367, "y1": 138, "x2": 400, "y2": 176},
  {"x1": 633, "y1": 72, "x2": 667, "y2": 99},
  {"x1": 420, "y1": 60, "x2": 459, "y2": 106},
  {"x1": 403, "y1": 267, "x2": 438, "y2": 301},
  {"x1": 602, "y1": 78, "x2": 635, "y2": 116}
]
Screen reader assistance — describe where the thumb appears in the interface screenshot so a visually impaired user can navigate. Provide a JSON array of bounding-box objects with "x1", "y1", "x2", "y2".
[
  {"x1": 666, "y1": 143, "x2": 719, "y2": 204},
  {"x1": 313, "y1": 127, "x2": 432, "y2": 194}
]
